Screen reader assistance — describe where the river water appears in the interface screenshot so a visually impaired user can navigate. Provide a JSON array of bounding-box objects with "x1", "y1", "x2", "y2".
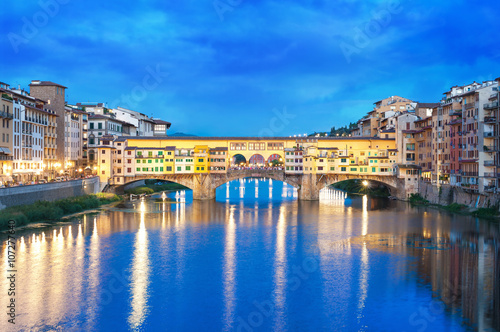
[{"x1": 1, "y1": 179, "x2": 499, "y2": 331}]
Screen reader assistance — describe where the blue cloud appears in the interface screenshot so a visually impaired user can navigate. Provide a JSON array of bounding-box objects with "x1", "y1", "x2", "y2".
[{"x1": 1, "y1": 0, "x2": 500, "y2": 136}]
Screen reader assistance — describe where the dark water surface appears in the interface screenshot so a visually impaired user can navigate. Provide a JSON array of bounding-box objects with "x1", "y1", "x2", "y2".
[{"x1": 1, "y1": 178, "x2": 499, "y2": 331}]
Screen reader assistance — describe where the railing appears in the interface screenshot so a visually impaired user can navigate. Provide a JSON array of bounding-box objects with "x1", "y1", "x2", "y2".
[
  {"x1": 465, "y1": 102, "x2": 475, "y2": 109},
  {"x1": 484, "y1": 160, "x2": 496, "y2": 166},
  {"x1": 483, "y1": 145, "x2": 499, "y2": 152},
  {"x1": 484, "y1": 101, "x2": 498, "y2": 109},
  {"x1": 462, "y1": 172, "x2": 478, "y2": 177},
  {"x1": 484, "y1": 116, "x2": 497, "y2": 123},
  {"x1": 484, "y1": 132, "x2": 495, "y2": 138},
  {"x1": 484, "y1": 185, "x2": 496, "y2": 193},
  {"x1": 0, "y1": 110, "x2": 13, "y2": 119},
  {"x1": 0, "y1": 155, "x2": 13, "y2": 161},
  {"x1": 483, "y1": 172, "x2": 496, "y2": 178}
]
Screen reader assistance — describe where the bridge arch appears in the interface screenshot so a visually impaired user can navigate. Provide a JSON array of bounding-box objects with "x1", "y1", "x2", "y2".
[
  {"x1": 267, "y1": 153, "x2": 282, "y2": 164},
  {"x1": 248, "y1": 154, "x2": 265, "y2": 166},
  {"x1": 231, "y1": 154, "x2": 247, "y2": 166},
  {"x1": 316, "y1": 174, "x2": 402, "y2": 197}
]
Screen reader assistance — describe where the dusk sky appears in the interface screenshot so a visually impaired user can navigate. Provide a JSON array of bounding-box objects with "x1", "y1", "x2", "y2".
[{"x1": 1, "y1": 0, "x2": 500, "y2": 136}]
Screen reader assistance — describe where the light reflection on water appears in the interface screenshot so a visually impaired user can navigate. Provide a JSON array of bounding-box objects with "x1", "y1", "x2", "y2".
[{"x1": 0, "y1": 179, "x2": 499, "y2": 331}]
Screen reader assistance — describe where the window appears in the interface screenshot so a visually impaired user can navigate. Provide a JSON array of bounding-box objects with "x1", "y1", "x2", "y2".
[
  {"x1": 198, "y1": 158, "x2": 204, "y2": 162},
  {"x1": 341, "y1": 167, "x2": 347, "y2": 172},
  {"x1": 341, "y1": 158, "x2": 347, "y2": 163},
  {"x1": 148, "y1": 160, "x2": 152, "y2": 164},
  {"x1": 317, "y1": 166, "x2": 323, "y2": 171},
  {"x1": 102, "y1": 150, "x2": 106, "y2": 155},
  {"x1": 330, "y1": 167, "x2": 335, "y2": 171},
  {"x1": 166, "y1": 166, "x2": 172, "y2": 172},
  {"x1": 127, "y1": 168, "x2": 132, "y2": 173},
  {"x1": 177, "y1": 166, "x2": 181, "y2": 171},
  {"x1": 102, "y1": 159, "x2": 105, "y2": 163},
  {"x1": 350, "y1": 168, "x2": 357, "y2": 172},
  {"x1": 160, "y1": 167, "x2": 164, "y2": 172},
  {"x1": 372, "y1": 167, "x2": 376, "y2": 172},
  {"x1": 98, "y1": 123, "x2": 102, "y2": 129},
  {"x1": 186, "y1": 166, "x2": 191, "y2": 171}
]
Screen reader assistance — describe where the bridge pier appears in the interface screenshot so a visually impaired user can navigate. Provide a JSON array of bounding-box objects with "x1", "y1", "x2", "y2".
[
  {"x1": 192, "y1": 174, "x2": 217, "y2": 200},
  {"x1": 297, "y1": 174, "x2": 321, "y2": 201}
]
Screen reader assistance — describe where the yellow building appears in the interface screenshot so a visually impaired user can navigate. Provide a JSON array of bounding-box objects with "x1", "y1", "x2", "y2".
[
  {"x1": 194, "y1": 145, "x2": 208, "y2": 173},
  {"x1": 95, "y1": 136, "x2": 398, "y2": 187}
]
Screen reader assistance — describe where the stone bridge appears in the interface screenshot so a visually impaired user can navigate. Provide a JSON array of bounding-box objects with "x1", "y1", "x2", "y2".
[{"x1": 114, "y1": 170, "x2": 405, "y2": 200}]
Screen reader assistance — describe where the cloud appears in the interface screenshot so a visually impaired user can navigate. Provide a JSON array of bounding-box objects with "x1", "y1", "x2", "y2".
[{"x1": 1, "y1": 0, "x2": 500, "y2": 135}]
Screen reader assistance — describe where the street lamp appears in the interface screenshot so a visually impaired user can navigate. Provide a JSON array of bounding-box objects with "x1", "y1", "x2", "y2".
[{"x1": 362, "y1": 180, "x2": 369, "y2": 186}]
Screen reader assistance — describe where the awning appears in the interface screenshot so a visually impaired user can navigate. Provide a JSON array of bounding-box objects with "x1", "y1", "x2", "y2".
[{"x1": 0, "y1": 147, "x2": 12, "y2": 154}]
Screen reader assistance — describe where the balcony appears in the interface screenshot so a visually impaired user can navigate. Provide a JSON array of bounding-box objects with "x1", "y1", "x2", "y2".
[
  {"x1": 484, "y1": 185, "x2": 496, "y2": 193},
  {"x1": 484, "y1": 116, "x2": 497, "y2": 123},
  {"x1": 483, "y1": 172, "x2": 496, "y2": 178},
  {"x1": 462, "y1": 172, "x2": 478, "y2": 177},
  {"x1": 484, "y1": 160, "x2": 496, "y2": 167},
  {"x1": 465, "y1": 102, "x2": 475, "y2": 109},
  {"x1": 484, "y1": 132, "x2": 495, "y2": 138},
  {"x1": 484, "y1": 145, "x2": 500, "y2": 152},
  {"x1": 0, "y1": 155, "x2": 13, "y2": 161},
  {"x1": 484, "y1": 101, "x2": 498, "y2": 109},
  {"x1": 0, "y1": 110, "x2": 13, "y2": 119}
]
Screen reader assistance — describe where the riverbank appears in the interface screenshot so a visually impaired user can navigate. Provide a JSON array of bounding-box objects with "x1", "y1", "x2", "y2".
[
  {"x1": 330, "y1": 179, "x2": 390, "y2": 198},
  {"x1": 0, "y1": 193, "x2": 122, "y2": 231},
  {"x1": 124, "y1": 180, "x2": 188, "y2": 195},
  {"x1": 409, "y1": 193, "x2": 500, "y2": 220}
]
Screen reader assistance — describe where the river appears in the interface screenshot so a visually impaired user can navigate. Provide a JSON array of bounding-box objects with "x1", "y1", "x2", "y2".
[{"x1": 1, "y1": 178, "x2": 499, "y2": 331}]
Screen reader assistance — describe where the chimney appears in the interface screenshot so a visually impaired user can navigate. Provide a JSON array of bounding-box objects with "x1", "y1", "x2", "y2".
[{"x1": 31, "y1": 80, "x2": 40, "y2": 85}]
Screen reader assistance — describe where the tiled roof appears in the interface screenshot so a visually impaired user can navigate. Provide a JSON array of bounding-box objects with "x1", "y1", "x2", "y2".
[{"x1": 29, "y1": 81, "x2": 67, "y2": 89}]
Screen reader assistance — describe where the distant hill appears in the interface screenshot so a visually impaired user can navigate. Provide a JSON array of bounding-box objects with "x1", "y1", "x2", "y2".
[{"x1": 169, "y1": 132, "x2": 198, "y2": 137}]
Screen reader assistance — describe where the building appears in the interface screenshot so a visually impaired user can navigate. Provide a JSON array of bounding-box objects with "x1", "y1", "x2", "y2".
[
  {"x1": 0, "y1": 83, "x2": 14, "y2": 185},
  {"x1": 64, "y1": 105, "x2": 87, "y2": 173},
  {"x1": 29, "y1": 80, "x2": 67, "y2": 164},
  {"x1": 153, "y1": 119, "x2": 171, "y2": 137}
]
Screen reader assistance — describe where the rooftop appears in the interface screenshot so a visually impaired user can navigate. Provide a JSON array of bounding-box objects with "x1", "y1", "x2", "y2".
[{"x1": 29, "y1": 80, "x2": 68, "y2": 89}]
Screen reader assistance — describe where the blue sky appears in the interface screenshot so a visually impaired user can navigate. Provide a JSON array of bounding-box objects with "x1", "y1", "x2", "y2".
[{"x1": 1, "y1": 0, "x2": 500, "y2": 136}]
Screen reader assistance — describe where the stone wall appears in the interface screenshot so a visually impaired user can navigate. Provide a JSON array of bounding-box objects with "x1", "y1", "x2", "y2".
[
  {"x1": 0, "y1": 177, "x2": 100, "y2": 209},
  {"x1": 418, "y1": 181, "x2": 500, "y2": 208}
]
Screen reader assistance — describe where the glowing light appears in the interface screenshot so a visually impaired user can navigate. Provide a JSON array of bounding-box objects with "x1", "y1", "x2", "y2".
[{"x1": 362, "y1": 180, "x2": 369, "y2": 186}]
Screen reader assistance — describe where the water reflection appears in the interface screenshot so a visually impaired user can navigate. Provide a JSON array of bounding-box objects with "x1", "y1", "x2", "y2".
[
  {"x1": 128, "y1": 201, "x2": 150, "y2": 329},
  {"x1": 222, "y1": 206, "x2": 236, "y2": 331},
  {"x1": 1, "y1": 182, "x2": 499, "y2": 331}
]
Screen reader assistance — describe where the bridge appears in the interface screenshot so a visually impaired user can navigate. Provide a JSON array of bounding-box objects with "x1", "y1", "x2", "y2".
[
  {"x1": 97, "y1": 135, "x2": 414, "y2": 200},
  {"x1": 115, "y1": 169, "x2": 404, "y2": 200}
]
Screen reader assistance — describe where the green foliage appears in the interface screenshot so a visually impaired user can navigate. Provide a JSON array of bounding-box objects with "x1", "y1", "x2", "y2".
[
  {"x1": 0, "y1": 194, "x2": 122, "y2": 231},
  {"x1": 126, "y1": 181, "x2": 188, "y2": 195},
  {"x1": 409, "y1": 193, "x2": 430, "y2": 205},
  {"x1": 331, "y1": 179, "x2": 390, "y2": 197},
  {"x1": 125, "y1": 187, "x2": 155, "y2": 195},
  {"x1": 329, "y1": 122, "x2": 358, "y2": 137},
  {"x1": 442, "y1": 203, "x2": 467, "y2": 213},
  {"x1": 472, "y1": 208, "x2": 499, "y2": 219}
]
